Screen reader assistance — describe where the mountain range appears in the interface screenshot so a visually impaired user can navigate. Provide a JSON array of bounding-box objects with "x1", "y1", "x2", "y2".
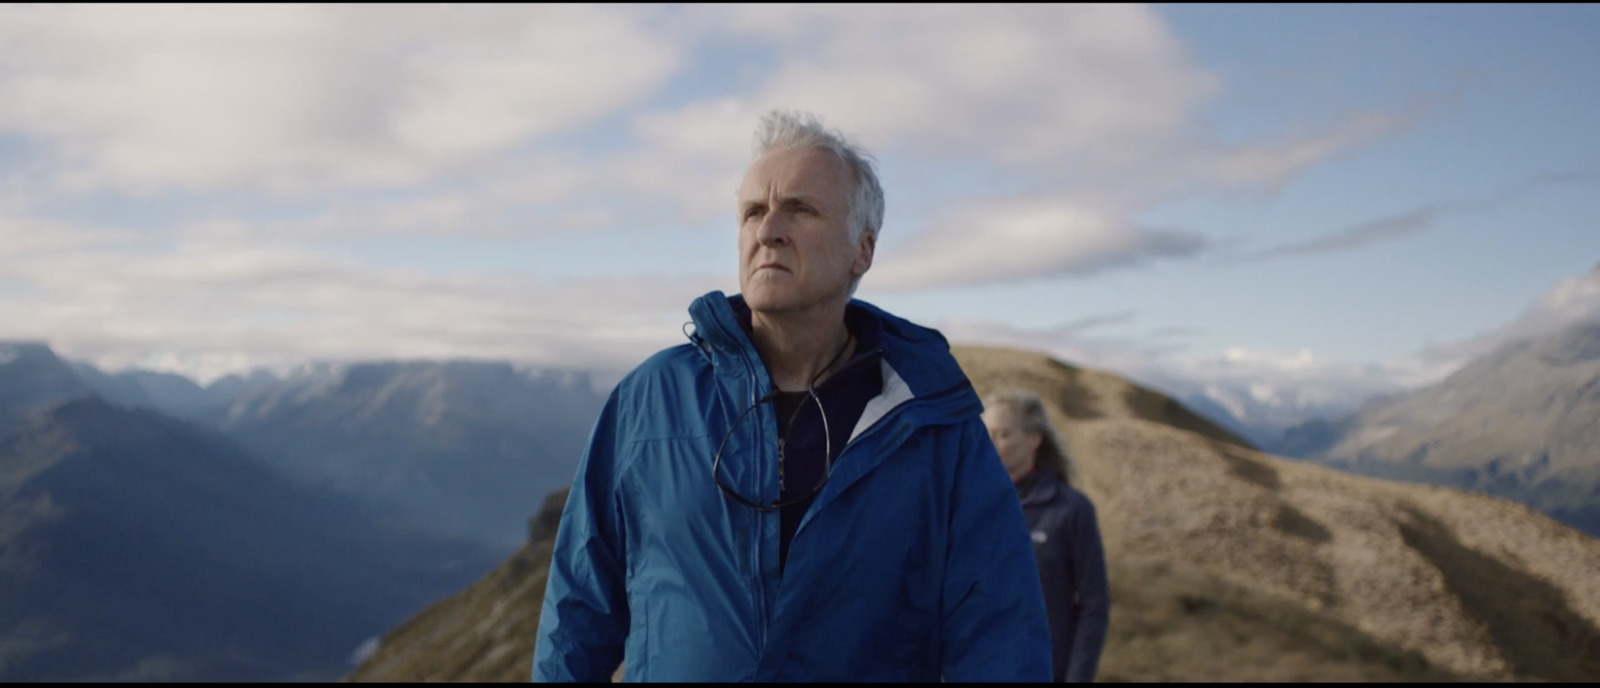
[
  {"x1": 0, "y1": 395, "x2": 498, "y2": 680},
  {"x1": 211, "y1": 359, "x2": 605, "y2": 549},
  {"x1": 2, "y1": 341, "x2": 607, "y2": 550},
  {"x1": 0, "y1": 341, "x2": 607, "y2": 680},
  {"x1": 1285, "y1": 318, "x2": 1600, "y2": 537}
]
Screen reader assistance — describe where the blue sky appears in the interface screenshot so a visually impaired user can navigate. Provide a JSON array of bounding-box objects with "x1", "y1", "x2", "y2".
[{"x1": 1, "y1": 4, "x2": 1597, "y2": 429}]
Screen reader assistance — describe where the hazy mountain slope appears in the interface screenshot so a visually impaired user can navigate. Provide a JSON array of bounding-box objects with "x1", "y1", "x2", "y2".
[
  {"x1": 2, "y1": 342, "x2": 248, "y2": 431},
  {"x1": 0, "y1": 342, "x2": 94, "y2": 435},
  {"x1": 217, "y1": 360, "x2": 607, "y2": 549},
  {"x1": 1177, "y1": 383, "x2": 1378, "y2": 454},
  {"x1": 344, "y1": 488, "x2": 572, "y2": 683},
  {"x1": 1312, "y1": 320, "x2": 1600, "y2": 536},
  {"x1": 347, "y1": 344, "x2": 1600, "y2": 682},
  {"x1": 0, "y1": 398, "x2": 501, "y2": 681},
  {"x1": 104, "y1": 369, "x2": 238, "y2": 425}
]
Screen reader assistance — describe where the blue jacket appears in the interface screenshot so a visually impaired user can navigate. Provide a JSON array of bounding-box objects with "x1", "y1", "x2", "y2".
[
  {"x1": 1017, "y1": 468, "x2": 1109, "y2": 682},
  {"x1": 532, "y1": 291, "x2": 1053, "y2": 682}
]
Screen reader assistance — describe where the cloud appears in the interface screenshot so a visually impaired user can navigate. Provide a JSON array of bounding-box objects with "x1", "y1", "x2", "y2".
[
  {"x1": 1250, "y1": 205, "x2": 1449, "y2": 260},
  {"x1": 0, "y1": 4, "x2": 1455, "y2": 380},
  {"x1": 1418, "y1": 261, "x2": 1600, "y2": 368},
  {"x1": 1, "y1": 230, "x2": 733, "y2": 384},
  {"x1": 869, "y1": 198, "x2": 1207, "y2": 290},
  {"x1": 0, "y1": 210, "x2": 154, "y2": 259},
  {"x1": 637, "y1": 5, "x2": 1418, "y2": 203},
  {"x1": 1177, "y1": 108, "x2": 1418, "y2": 195},
  {"x1": 613, "y1": 5, "x2": 1416, "y2": 289},
  {"x1": 1148, "y1": 325, "x2": 1206, "y2": 339},
  {"x1": 0, "y1": 4, "x2": 684, "y2": 195},
  {"x1": 737, "y1": 5, "x2": 1214, "y2": 168},
  {"x1": 1239, "y1": 169, "x2": 1600, "y2": 262}
]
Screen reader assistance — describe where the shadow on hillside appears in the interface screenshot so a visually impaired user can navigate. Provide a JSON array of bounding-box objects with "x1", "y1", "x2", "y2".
[
  {"x1": 1399, "y1": 508, "x2": 1600, "y2": 681},
  {"x1": 1099, "y1": 558, "x2": 1457, "y2": 682},
  {"x1": 1122, "y1": 386, "x2": 1254, "y2": 450},
  {"x1": 1210, "y1": 441, "x2": 1281, "y2": 491},
  {"x1": 1042, "y1": 360, "x2": 1103, "y2": 420}
]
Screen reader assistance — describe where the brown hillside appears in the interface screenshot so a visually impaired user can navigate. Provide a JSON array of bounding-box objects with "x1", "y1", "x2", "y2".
[{"x1": 348, "y1": 344, "x2": 1600, "y2": 682}]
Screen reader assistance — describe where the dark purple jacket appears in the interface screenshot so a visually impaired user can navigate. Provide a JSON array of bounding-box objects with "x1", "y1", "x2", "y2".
[{"x1": 1017, "y1": 467, "x2": 1109, "y2": 682}]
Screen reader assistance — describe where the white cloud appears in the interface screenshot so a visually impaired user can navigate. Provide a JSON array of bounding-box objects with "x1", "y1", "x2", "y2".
[
  {"x1": 1514, "y1": 262, "x2": 1600, "y2": 333},
  {"x1": 0, "y1": 4, "x2": 683, "y2": 195},
  {"x1": 2, "y1": 228, "x2": 733, "y2": 384},
  {"x1": 636, "y1": 5, "x2": 1410, "y2": 199},
  {"x1": 1418, "y1": 262, "x2": 1600, "y2": 368},
  {"x1": 0, "y1": 211, "x2": 153, "y2": 259},
  {"x1": 681, "y1": 4, "x2": 1214, "y2": 168},
  {"x1": 610, "y1": 4, "x2": 1412, "y2": 290},
  {"x1": 869, "y1": 198, "x2": 1206, "y2": 290},
  {"x1": 0, "y1": 3, "x2": 1441, "y2": 384},
  {"x1": 1179, "y1": 109, "x2": 1412, "y2": 193}
]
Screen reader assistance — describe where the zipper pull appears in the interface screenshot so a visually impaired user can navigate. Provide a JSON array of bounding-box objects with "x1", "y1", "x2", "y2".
[{"x1": 778, "y1": 438, "x2": 786, "y2": 493}]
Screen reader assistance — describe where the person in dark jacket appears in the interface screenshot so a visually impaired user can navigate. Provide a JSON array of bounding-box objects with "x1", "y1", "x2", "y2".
[{"x1": 982, "y1": 390, "x2": 1110, "y2": 682}]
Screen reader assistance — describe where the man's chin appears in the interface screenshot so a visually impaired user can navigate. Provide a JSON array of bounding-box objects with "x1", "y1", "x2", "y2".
[
  {"x1": 745, "y1": 290, "x2": 816, "y2": 315},
  {"x1": 744, "y1": 293, "x2": 796, "y2": 313}
]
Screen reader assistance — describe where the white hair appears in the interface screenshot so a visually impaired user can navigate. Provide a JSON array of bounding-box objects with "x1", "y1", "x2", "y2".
[
  {"x1": 983, "y1": 389, "x2": 1076, "y2": 487},
  {"x1": 751, "y1": 110, "x2": 885, "y2": 296}
]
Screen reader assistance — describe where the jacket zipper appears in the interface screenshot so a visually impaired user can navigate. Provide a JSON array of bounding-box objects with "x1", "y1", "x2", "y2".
[
  {"x1": 708, "y1": 307, "x2": 976, "y2": 676},
  {"x1": 746, "y1": 357, "x2": 769, "y2": 661},
  {"x1": 719, "y1": 315, "x2": 771, "y2": 667}
]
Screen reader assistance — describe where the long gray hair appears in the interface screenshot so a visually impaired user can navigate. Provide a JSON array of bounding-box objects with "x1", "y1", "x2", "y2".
[{"x1": 984, "y1": 389, "x2": 1074, "y2": 486}]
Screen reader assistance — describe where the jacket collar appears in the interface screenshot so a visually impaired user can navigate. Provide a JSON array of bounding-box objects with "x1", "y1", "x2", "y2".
[
  {"x1": 689, "y1": 290, "x2": 986, "y2": 569},
  {"x1": 687, "y1": 291, "x2": 971, "y2": 401},
  {"x1": 1019, "y1": 466, "x2": 1066, "y2": 507}
]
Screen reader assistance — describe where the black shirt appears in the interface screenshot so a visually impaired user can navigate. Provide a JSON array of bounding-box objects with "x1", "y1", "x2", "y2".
[{"x1": 731, "y1": 301, "x2": 885, "y2": 573}]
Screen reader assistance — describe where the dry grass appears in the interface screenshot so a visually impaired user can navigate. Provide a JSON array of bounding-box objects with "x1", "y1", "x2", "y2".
[{"x1": 1097, "y1": 556, "x2": 1456, "y2": 682}]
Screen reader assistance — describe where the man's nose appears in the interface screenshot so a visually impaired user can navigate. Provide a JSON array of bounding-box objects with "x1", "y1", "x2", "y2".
[{"x1": 756, "y1": 210, "x2": 788, "y2": 247}]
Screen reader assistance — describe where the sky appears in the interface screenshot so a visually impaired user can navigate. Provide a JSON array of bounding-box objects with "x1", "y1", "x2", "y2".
[{"x1": 2, "y1": 4, "x2": 1598, "y2": 427}]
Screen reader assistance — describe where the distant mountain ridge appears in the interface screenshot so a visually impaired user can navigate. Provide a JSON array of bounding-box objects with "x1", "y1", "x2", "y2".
[
  {"x1": 1301, "y1": 318, "x2": 1600, "y2": 537},
  {"x1": 0, "y1": 396, "x2": 501, "y2": 681},
  {"x1": 0, "y1": 341, "x2": 613, "y2": 680},
  {"x1": 0, "y1": 342, "x2": 609, "y2": 550},
  {"x1": 1175, "y1": 379, "x2": 1406, "y2": 454},
  {"x1": 216, "y1": 359, "x2": 606, "y2": 549},
  {"x1": 0, "y1": 342, "x2": 96, "y2": 433}
]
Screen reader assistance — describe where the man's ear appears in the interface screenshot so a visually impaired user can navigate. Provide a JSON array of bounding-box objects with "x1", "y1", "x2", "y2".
[{"x1": 853, "y1": 231, "x2": 876, "y2": 277}]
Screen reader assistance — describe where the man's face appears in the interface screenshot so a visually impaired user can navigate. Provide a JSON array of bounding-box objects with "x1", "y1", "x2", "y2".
[{"x1": 737, "y1": 146, "x2": 873, "y2": 314}]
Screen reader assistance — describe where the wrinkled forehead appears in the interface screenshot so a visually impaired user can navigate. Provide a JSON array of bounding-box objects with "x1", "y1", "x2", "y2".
[{"x1": 738, "y1": 146, "x2": 853, "y2": 205}]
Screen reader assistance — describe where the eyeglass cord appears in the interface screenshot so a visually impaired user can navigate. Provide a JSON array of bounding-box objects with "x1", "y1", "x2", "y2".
[{"x1": 778, "y1": 331, "x2": 853, "y2": 492}]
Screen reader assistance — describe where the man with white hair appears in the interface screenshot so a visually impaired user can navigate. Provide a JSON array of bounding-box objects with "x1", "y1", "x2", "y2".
[{"x1": 532, "y1": 110, "x2": 1052, "y2": 682}]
